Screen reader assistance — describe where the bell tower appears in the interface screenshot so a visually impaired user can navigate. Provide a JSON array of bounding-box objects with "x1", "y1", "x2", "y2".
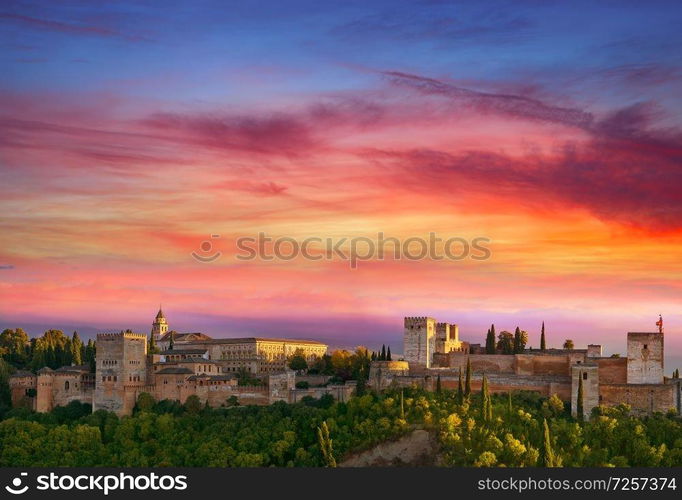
[{"x1": 151, "y1": 307, "x2": 168, "y2": 341}]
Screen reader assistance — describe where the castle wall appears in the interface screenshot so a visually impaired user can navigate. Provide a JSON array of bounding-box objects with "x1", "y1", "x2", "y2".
[
  {"x1": 599, "y1": 383, "x2": 677, "y2": 415},
  {"x1": 51, "y1": 373, "x2": 94, "y2": 409},
  {"x1": 627, "y1": 332, "x2": 664, "y2": 384},
  {"x1": 596, "y1": 357, "x2": 627, "y2": 384},
  {"x1": 368, "y1": 360, "x2": 410, "y2": 391},
  {"x1": 9, "y1": 375, "x2": 36, "y2": 410}
]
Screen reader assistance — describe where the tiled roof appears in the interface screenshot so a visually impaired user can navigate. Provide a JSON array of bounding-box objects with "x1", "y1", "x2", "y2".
[{"x1": 156, "y1": 367, "x2": 193, "y2": 375}]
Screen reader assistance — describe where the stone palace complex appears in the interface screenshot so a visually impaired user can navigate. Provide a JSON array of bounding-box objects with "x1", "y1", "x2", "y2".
[
  {"x1": 8, "y1": 310, "x2": 682, "y2": 417},
  {"x1": 369, "y1": 317, "x2": 682, "y2": 416},
  {"x1": 8, "y1": 309, "x2": 348, "y2": 416}
]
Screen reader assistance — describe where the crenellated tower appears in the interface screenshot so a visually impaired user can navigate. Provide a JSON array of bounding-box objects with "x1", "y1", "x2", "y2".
[{"x1": 404, "y1": 317, "x2": 436, "y2": 368}]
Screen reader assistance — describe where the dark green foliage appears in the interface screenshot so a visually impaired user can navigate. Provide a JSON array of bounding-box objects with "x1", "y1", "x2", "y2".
[
  {"x1": 540, "y1": 322, "x2": 546, "y2": 351},
  {"x1": 577, "y1": 373, "x2": 585, "y2": 421},
  {"x1": 485, "y1": 325, "x2": 496, "y2": 354},
  {"x1": 0, "y1": 388, "x2": 681, "y2": 467},
  {"x1": 464, "y1": 358, "x2": 472, "y2": 397},
  {"x1": 288, "y1": 349, "x2": 308, "y2": 372}
]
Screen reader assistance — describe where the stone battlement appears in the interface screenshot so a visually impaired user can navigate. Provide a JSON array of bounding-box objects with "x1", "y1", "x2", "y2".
[{"x1": 97, "y1": 332, "x2": 147, "y2": 340}]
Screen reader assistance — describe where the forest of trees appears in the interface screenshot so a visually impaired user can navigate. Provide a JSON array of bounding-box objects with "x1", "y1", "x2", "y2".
[
  {"x1": 0, "y1": 328, "x2": 96, "y2": 373},
  {"x1": 0, "y1": 384, "x2": 680, "y2": 467}
]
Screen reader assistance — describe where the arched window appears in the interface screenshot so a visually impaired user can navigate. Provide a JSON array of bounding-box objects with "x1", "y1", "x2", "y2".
[{"x1": 64, "y1": 381, "x2": 70, "y2": 390}]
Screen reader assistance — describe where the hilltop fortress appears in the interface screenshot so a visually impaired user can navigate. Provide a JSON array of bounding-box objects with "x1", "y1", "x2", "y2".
[
  {"x1": 9, "y1": 311, "x2": 681, "y2": 418},
  {"x1": 369, "y1": 317, "x2": 682, "y2": 416},
  {"x1": 8, "y1": 309, "x2": 352, "y2": 416}
]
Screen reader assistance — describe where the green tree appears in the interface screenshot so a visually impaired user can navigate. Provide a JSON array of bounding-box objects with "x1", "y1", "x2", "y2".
[
  {"x1": 317, "y1": 421, "x2": 336, "y2": 467},
  {"x1": 485, "y1": 325, "x2": 496, "y2": 354},
  {"x1": 184, "y1": 395, "x2": 202, "y2": 414},
  {"x1": 513, "y1": 327, "x2": 528, "y2": 354},
  {"x1": 563, "y1": 339, "x2": 574, "y2": 350},
  {"x1": 380, "y1": 345, "x2": 386, "y2": 361},
  {"x1": 480, "y1": 375, "x2": 492, "y2": 422},
  {"x1": 542, "y1": 418, "x2": 558, "y2": 467},
  {"x1": 456, "y1": 367, "x2": 464, "y2": 404},
  {"x1": 135, "y1": 392, "x2": 155, "y2": 412},
  {"x1": 576, "y1": 372, "x2": 584, "y2": 421},
  {"x1": 0, "y1": 328, "x2": 30, "y2": 365},
  {"x1": 168, "y1": 331, "x2": 175, "y2": 350},
  {"x1": 497, "y1": 331, "x2": 514, "y2": 355},
  {"x1": 436, "y1": 375, "x2": 442, "y2": 394},
  {"x1": 70, "y1": 332, "x2": 83, "y2": 365},
  {"x1": 540, "y1": 322, "x2": 547, "y2": 351},
  {"x1": 386, "y1": 346, "x2": 392, "y2": 361},
  {"x1": 400, "y1": 389, "x2": 405, "y2": 419},
  {"x1": 288, "y1": 349, "x2": 308, "y2": 372},
  {"x1": 464, "y1": 358, "x2": 472, "y2": 397}
]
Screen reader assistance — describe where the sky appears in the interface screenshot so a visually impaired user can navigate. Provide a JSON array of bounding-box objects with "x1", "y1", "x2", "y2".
[{"x1": 1, "y1": 1, "x2": 682, "y2": 368}]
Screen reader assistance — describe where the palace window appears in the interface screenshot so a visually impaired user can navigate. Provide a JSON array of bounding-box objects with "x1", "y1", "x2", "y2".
[
  {"x1": 583, "y1": 373, "x2": 588, "y2": 380},
  {"x1": 64, "y1": 381, "x2": 69, "y2": 390}
]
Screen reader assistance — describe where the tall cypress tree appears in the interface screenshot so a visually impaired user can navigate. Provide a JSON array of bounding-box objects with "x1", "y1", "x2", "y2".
[
  {"x1": 513, "y1": 327, "x2": 522, "y2": 354},
  {"x1": 380, "y1": 344, "x2": 386, "y2": 361},
  {"x1": 576, "y1": 372, "x2": 585, "y2": 421},
  {"x1": 542, "y1": 418, "x2": 557, "y2": 467},
  {"x1": 386, "y1": 346, "x2": 392, "y2": 361},
  {"x1": 456, "y1": 367, "x2": 464, "y2": 403},
  {"x1": 485, "y1": 327, "x2": 496, "y2": 354},
  {"x1": 464, "y1": 357, "x2": 472, "y2": 397},
  {"x1": 480, "y1": 374, "x2": 488, "y2": 419},
  {"x1": 436, "y1": 374, "x2": 442, "y2": 393},
  {"x1": 540, "y1": 322, "x2": 546, "y2": 351},
  {"x1": 71, "y1": 331, "x2": 83, "y2": 365},
  {"x1": 400, "y1": 389, "x2": 405, "y2": 419},
  {"x1": 507, "y1": 391, "x2": 513, "y2": 418}
]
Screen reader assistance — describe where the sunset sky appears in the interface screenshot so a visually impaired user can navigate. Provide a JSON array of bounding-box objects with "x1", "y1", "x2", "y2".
[{"x1": 1, "y1": 1, "x2": 681, "y2": 368}]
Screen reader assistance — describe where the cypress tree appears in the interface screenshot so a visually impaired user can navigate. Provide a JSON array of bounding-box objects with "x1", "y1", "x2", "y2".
[
  {"x1": 148, "y1": 334, "x2": 157, "y2": 354},
  {"x1": 507, "y1": 391, "x2": 513, "y2": 418},
  {"x1": 169, "y1": 331, "x2": 175, "y2": 350},
  {"x1": 386, "y1": 346, "x2": 392, "y2": 361},
  {"x1": 480, "y1": 374, "x2": 487, "y2": 419},
  {"x1": 576, "y1": 372, "x2": 585, "y2": 421},
  {"x1": 317, "y1": 421, "x2": 337, "y2": 467},
  {"x1": 540, "y1": 321, "x2": 546, "y2": 351},
  {"x1": 542, "y1": 418, "x2": 557, "y2": 467},
  {"x1": 485, "y1": 327, "x2": 496, "y2": 354},
  {"x1": 380, "y1": 345, "x2": 386, "y2": 361},
  {"x1": 70, "y1": 331, "x2": 83, "y2": 365},
  {"x1": 464, "y1": 357, "x2": 472, "y2": 397},
  {"x1": 436, "y1": 374, "x2": 442, "y2": 393},
  {"x1": 400, "y1": 389, "x2": 405, "y2": 419},
  {"x1": 456, "y1": 367, "x2": 464, "y2": 403},
  {"x1": 513, "y1": 327, "x2": 522, "y2": 354}
]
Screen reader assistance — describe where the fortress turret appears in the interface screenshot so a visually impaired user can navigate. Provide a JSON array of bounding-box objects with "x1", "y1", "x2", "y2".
[{"x1": 403, "y1": 317, "x2": 436, "y2": 368}]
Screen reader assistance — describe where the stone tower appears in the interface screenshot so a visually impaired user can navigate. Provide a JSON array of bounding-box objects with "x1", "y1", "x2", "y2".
[
  {"x1": 571, "y1": 362, "x2": 599, "y2": 417},
  {"x1": 404, "y1": 317, "x2": 436, "y2": 368},
  {"x1": 151, "y1": 307, "x2": 168, "y2": 341},
  {"x1": 93, "y1": 331, "x2": 148, "y2": 415},
  {"x1": 627, "y1": 331, "x2": 664, "y2": 384}
]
